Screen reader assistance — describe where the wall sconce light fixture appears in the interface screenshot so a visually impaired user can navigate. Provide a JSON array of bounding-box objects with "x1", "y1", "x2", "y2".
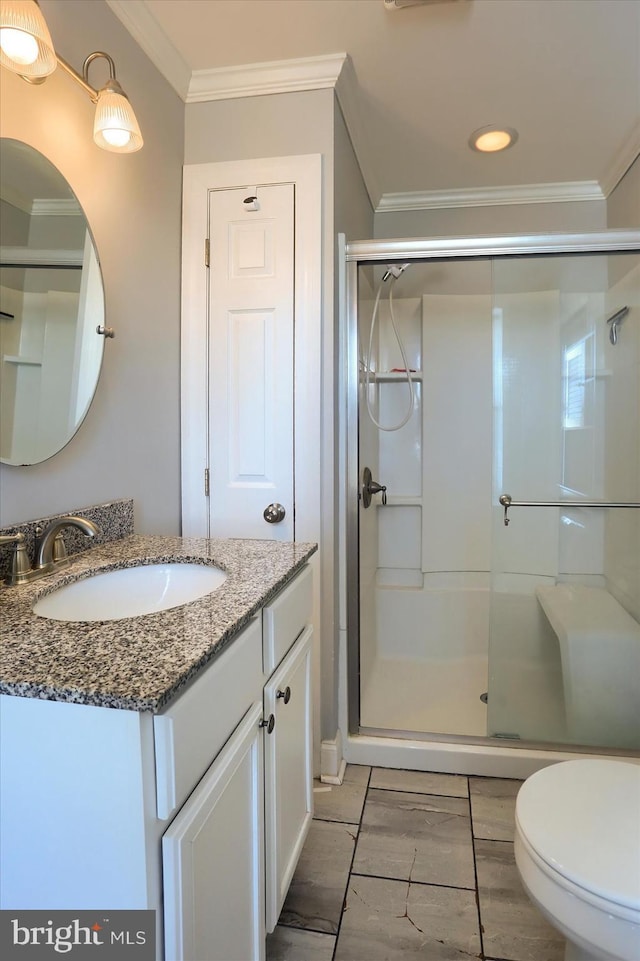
[{"x1": 0, "y1": 0, "x2": 143, "y2": 153}]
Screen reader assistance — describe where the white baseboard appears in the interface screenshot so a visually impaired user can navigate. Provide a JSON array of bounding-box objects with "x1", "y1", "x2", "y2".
[
  {"x1": 320, "y1": 730, "x2": 345, "y2": 783},
  {"x1": 320, "y1": 758, "x2": 347, "y2": 785}
]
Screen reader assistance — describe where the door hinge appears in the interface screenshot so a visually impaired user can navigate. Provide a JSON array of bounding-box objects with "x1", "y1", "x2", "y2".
[
  {"x1": 204, "y1": 238, "x2": 210, "y2": 268},
  {"x1": 204, "y1": 467, "x2": 210, "y2": 497}
]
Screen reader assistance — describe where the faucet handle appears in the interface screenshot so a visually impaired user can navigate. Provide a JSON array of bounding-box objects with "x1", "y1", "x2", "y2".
[
  {"x1": 0, "y1": 531, "x2": 25, "y2": 548},
  {"x1": 1, "y1": 532, "x2": 34, "y2": 586},
  {"x1": 52, "y1": 532, "x2": 68, "y2": 563}
]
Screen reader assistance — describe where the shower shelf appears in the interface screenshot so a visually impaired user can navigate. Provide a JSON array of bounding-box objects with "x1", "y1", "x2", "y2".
[
  {"x1": 3, "y1": 355, "x2": 42, "y2": 366},
  {"x1": 374, "y1": 371, "x2": 423, "y2": 383}
]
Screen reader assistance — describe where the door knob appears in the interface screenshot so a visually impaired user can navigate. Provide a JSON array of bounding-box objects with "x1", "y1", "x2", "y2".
[{"x1": 263, "y1": 503, "x2": 286, "y2": 524}]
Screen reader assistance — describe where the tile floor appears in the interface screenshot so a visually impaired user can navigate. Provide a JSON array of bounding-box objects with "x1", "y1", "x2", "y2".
[{"x1": 266, "y1": 765, "x2": 565, "y2": 961}]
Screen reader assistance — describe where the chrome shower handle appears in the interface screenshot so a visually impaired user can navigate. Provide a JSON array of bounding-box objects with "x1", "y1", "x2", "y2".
[
  {"x1": 369, "y1": 481, "x2": 387, "y2": 501},
  {"x1": 362, "y1": 467, "x2": 387, "y2": 508}
]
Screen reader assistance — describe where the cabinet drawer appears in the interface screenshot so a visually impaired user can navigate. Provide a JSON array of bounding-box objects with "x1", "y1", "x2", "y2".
[
  {"x1": 154, "y1": 617, "x2": 263, "y2": 821},
  {"x1": 262, "y1": 565, "x2": 312, "y2": 674}
]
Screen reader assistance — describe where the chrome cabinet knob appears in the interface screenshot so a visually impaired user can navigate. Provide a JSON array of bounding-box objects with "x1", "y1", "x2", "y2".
[
  {"x1": 276, "y1": 686, "x2": 291, "y2": 704},
  {"x1": 260, "y1": 714, "x2": 275, "y2": 734},
  {"x1": 263, "y1": 503, "x2": 286, "y2": 524}
]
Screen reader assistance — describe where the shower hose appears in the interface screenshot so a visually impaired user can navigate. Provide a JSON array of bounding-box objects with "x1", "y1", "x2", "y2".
[{"x1": 364, "y1": 267, "x2": 415, "y2": 431}]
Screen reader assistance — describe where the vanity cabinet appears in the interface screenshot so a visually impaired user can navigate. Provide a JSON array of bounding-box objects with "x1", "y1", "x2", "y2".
[
  {"x1": 160, "y1": 565, "x2": 313, "y2": 960},
  {"x1": 0, "y1": 563, "x2": 313, "y2": 961},
  {"x1": 158, "y1": 617, "x2": 266, "y2": 961}
]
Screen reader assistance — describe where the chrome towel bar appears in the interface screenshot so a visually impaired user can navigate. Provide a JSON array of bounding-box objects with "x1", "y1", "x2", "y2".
[{"x1": 499, "y1": 493, "x2": 640, "y2": 526}]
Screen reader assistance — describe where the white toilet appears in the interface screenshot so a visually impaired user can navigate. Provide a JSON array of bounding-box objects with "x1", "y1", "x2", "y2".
[{"x1": 514, "y1": 759, "x2": 640, "y2": 961}]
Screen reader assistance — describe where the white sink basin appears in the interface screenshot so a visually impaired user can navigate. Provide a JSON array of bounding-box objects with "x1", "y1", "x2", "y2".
[{"x1": 33, "y1": 563, "x2": 227, "y2": 622}]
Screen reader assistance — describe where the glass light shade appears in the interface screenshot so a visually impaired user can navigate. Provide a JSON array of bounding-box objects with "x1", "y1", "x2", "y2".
[
  {"x1": 0, "y1": 0, "x2": 56, "y2": 78},
  {"x1": 93, "y1": 86, "x2": 143, "y2": 153}
]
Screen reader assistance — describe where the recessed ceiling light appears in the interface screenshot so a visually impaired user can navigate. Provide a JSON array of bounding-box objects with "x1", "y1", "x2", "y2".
[{"x1": 469, "y1": 126, "x2": 519, "y2": 153}]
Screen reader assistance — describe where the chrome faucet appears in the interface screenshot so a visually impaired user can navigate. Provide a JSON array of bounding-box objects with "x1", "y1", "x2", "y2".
[
  {"x1": 35, "y1": 516, "x2": 100, "y2": 571},
  {"x1": 1, "y1": 517, "x2": 100, "y2": 586}
]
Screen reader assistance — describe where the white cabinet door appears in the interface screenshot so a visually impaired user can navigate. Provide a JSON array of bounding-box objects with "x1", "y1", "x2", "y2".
[
  {"x1": 162, "y1": 702, "x2": 265, "y2": 961},
  {"x1": 263, "y1": 626, "x2": 314, "y2": 932},
  {"x1": 208, "y1": 184, "x2": 295, "y2": 540}
]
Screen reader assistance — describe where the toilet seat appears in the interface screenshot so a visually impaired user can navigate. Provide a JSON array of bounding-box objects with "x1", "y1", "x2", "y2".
[
  {"x1": 516, "y1": 818, "x2": 640, "y2": 926},
  {"x1": 515, "y1": 759, "x2": 640, "y2": 913}
]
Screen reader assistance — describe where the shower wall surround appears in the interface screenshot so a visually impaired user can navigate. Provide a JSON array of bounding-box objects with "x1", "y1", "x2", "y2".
[{"x1": 358, "y1": 268, "x2": 495, "y2": 737}]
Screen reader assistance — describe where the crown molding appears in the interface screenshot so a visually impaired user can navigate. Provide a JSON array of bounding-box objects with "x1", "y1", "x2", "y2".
[
  {"x1": 105, "y1": 0, "x2": 191, "y2": 99},
  {"x1": 376, "y1": 181, "x2": 606, "y2": 213},
  {"x1": 185, "y1": 51, "x2": 382, "y2": 209},
  {"x1": 599, "y1": 119, "x2": 640, "y2": 198},
  {"x1": 31, "y1": 199, "x2": 83, "y2": 217},
  {"x1": 1, "y1": 187, "x2": 81, "y2": 217},
  {"x1": 0, "y1": 246, "x2": 83, "y2": 267},
  {"x1": 186, "y1": 52, "x2": 347, "y2": 103}
]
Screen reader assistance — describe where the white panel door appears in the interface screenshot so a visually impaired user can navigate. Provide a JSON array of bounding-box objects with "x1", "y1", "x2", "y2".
[{"x1": 208, "y1": 185, "x2": 294, "y2": 539}]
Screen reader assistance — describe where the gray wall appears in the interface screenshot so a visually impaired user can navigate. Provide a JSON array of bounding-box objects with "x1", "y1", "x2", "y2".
[
  {"x1": 185, "y1": 89, "x2": 334, "y2": 167},
  {"x1": 0, "y1": 199, "x2": 29, "y2": 245},
  {"x1": 0, "y1": 0, "x2": 184, "y2": 533},
  {"x1": 334, "y1": 101, "x2": 374, "y2": 245},
  {"x1": 607, "y1": 155, "x2": 640, "y2": 228}
]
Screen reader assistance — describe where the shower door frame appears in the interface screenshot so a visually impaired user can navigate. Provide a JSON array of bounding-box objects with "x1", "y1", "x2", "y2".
[{"x1": 343, "y1": 229, "x2": 640, "y2": 739}]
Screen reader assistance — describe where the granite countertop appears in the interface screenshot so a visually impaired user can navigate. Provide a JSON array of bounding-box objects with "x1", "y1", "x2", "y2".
[{"x1": 0, "y1": 535, "x2": 317, "y2": 713}]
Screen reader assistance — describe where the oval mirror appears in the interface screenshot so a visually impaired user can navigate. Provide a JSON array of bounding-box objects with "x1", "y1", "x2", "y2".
[{"x1": 0, "y1": 139, "x2": 105, "y2": 466}]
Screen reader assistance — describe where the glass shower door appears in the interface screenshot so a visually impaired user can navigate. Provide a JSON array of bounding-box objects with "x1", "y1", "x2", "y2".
[{"x1": 487, "y1": 251, "x2": 640, "y2": 751}]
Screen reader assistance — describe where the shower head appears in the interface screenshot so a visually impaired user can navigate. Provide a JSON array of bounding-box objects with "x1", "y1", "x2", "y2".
[
  {"x1": 382, "y1": 263, "x2": 411, "y2": 282},
  {"x1": 607, "y1": 305, "x2": 629, "y2": 345}
]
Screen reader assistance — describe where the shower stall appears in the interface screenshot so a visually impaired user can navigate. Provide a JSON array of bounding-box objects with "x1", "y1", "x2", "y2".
[{"x1": 341, "y1": 230, "x2": 640, "y2": 775}]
